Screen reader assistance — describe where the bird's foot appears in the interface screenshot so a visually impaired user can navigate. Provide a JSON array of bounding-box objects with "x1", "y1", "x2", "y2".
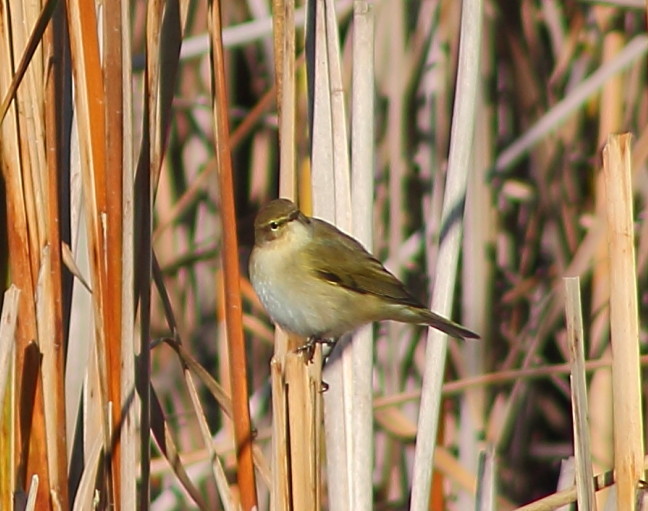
[
  {"x1": 296, "y1": 336, "x2": 336, "y2": 363},
  {"x1": 295, "y1": 336, "x2": 317, "y2": 361}
]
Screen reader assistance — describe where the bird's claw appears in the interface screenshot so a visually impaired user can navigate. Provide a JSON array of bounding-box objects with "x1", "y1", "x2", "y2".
[{"x1": 296, "y1": 336, "x2": 335, "y2": 362}]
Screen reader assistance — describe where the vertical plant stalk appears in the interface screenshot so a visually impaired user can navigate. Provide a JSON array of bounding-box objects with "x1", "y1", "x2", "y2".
[
  {"x1": 35, "y1": 0, "x2": 68, "y2": 507},
  {"x1": 306, "y1": 1, "x2": 354, "y2": 509},
  {"x1": 135, "y1": 94, "x2": 152, "y2": 511},
  {"x1": 269, "y1": 360, "x2": 290, "y2": 511},
  {"x1": 591, "y1": 20, "x2": 623, "y2": 357},
  {"x1": 272, "y1": 0, "x2": 296, "y2": 199},
  {"x1": 458, "y1": 7, "x2": 492, "y2": 507},
  {"x1": 119, "y1": 0, "x2": 136, "y2": 506},
  {"x1": 208, "y1": 2, "x2": 258, "y2": 509},
  {"x1": 43, "y1": 3, "x2": 69, "y2": 506},
  {"x1": 411, "y1": 0, "x2": 483, "y2": 508},
  {"x1": 0, "y1": 286, "x2": 19, "y2": 509},
  {"x1": 284, "y1": 348, "x2": 322, "y2": 510},
  {"x1": 103, "y1": 0, "x2": 124, "y2": 504},
  {"x1": 603, "y1": 133, "x2": 645, "y2": 511},
  {"x1": 563, "y1": 277, "x2": 596, "y2": 511},
  {"x1": 589, "y1": 32, "x2": 623, "y2": 500},
  {"x1": 0, "y1": 287, "x2": 19, "y2": 409},
  {"x1": 350, "y1": 1, "x2": 375, "y2": 509},
  {"x1": 474, "y1": 447, "x2": 497, "y2": 511},
  {"x1": 66, "y1": 0, "x2": 117, "y2": 504},
  {"x1": 0, "y1": 1, "x2": 49, "y2": 505},
  {"x1": 318, "y1": 26, "x2": 354, "y2": 488},
  {"x1": 138, "y1": 1, "x2": 182, "y2": 506},
  {"x1": 270, "y1": 1, "x2": 323, "y2": 508}
]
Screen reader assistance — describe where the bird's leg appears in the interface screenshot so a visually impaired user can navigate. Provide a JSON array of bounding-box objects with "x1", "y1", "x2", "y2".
[{"x1": 296, "y1": 337, "x2": 337, "y2": 391}]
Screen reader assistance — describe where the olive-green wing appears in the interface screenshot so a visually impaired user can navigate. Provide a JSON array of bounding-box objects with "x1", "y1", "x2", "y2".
[{"x1": 304, "y1": 218, "x2": 424, "y2": 308}]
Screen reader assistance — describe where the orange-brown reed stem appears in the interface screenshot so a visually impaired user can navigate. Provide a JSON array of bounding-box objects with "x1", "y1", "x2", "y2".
[{"x1": 208, "y1": 1, "x2": 258, "y2": 509}]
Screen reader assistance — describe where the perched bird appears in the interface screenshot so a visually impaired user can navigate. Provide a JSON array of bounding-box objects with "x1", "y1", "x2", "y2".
[{"x1": 249, "y1": 198, "x2": 479, "y2": 352}]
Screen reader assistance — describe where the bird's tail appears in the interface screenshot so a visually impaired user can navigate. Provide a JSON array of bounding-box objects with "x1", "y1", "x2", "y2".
[{"x1": 395, "y1": 306, "x2": 480, "y2": 340}]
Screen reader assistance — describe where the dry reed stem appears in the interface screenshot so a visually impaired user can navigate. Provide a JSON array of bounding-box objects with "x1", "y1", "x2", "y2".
[
  {"x1": 270, "y1": 342, "x2": 323, "y2": 511},
  {"x1": 304, "y1": 1, "x2": 355, "y2": 508},
  {"x1": 309, "y1": 0, "x2": 338, "y2": 216},
  {"x1": 475, "y1": 447, "x2": 497, "y2": 511},
  {"x1": 269, "y1": 0, "x2": 325, "y2": 509},
  {"x1": 592, "y1": 20, "x2": 623, "y2": 348},
  {"x1": 139, "y1": 0, "x2": 183, "y2": 505},
  {"x1": 103, "y1": 0, "x2": 125, "y2": 502},
  {"x1": 319, "y1": 4, "x2": 358, "y2": 504},
  {"x1": 350, "y1": 2, "x2": 375, "y2": 509},
  {"x1": 36, "y1": 247, "x2": 69, "y2": 508},
  {"x1": 17, "y1": 342, "x2": 49, "y2": 505},
  {"x1": 83, "y1": 330, "x2": 105, "y2": 503},
  {"x1": 134, "y1": 127, "x2": 153, "y2": 509},
  {"x1": 411, "y1": 0, "x2": 483, "y2": 508},
  {"x1": 43, "y1": 3, "x2": 69, "y2": 507},
  {"x1": 66, "y1": 0, "x2": 116, "y2": 505},
  {"x1": 0, "y1": 0, "x2": 50, "y2": 504},
  {"x1": 184, "y1": 369, "x2": 237, "y2": 511},
  {"x1": 563, "y1": 277, "x2": 596, "y2": 510},
  {"x1": 0, "y1": 0, "x2": 57, "y2": 125},
  {"x1": 72, "y1": 436, "x2": 102, "y2": 511},
  {"x1": 0, "y1": 286, "x2": 19, "y2": 409},
  {"x1": 457, "y1": 4, "x2": 493, "y2": 504},
  {"x1": 25, "y1": 474, "x2": 39, "y2": 511},
  {"x1": 555, "y1": 458, "x2": 575, "y2": 510},
  {"x1": 119, "y1": 0, "x2": 137, "y2": 504},
  {"x1": 603, "y1": 133, "x2": 645, "y2": 510},
  {"x1": 15, "y1": 4, "x2": 66, "y2": 505},
  {"x1": 270, "y1": 359, "x2": 291, "y2": 511},
  {"x1": 273, "y1": 0, "x2": 297, "y2": 199},
  {"x1": 285, "y1": 352, "x2": 322, "y2": 510},
  {"x1": 270, "y1": 0, "x2": 298, "y2": 511},
  {"x1": 208, "y1": 1, "x2": 258, "y2": 508},
  {"x1": 589, "y1": 21, "x2": 625, "y2": 506}
]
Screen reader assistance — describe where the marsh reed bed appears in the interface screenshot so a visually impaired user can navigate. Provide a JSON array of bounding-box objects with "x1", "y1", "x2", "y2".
[{"x1": 0, "y1": 0, "x2": 647, "y2": 509}]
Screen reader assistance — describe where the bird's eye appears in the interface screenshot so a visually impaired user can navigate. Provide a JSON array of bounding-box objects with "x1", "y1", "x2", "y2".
[{"x1": 269, "y1": 221, "x2": 279, "y2": 231}]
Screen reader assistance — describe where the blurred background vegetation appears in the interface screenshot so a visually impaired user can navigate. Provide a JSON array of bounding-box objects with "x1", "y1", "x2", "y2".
[{"x1": 1, "y1": 0, "x2": 647, "y2": 509}]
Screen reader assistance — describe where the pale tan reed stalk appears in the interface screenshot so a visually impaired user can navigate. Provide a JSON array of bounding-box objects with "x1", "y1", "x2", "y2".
[
  {"x1": 315, "y1": 0, "x2": 355, "y2": 508},
  {"x1": 589, "y1": 30, "x2": 625, "y2": 510},
  {"x1": 603, "y1": 133, "x2": 645, "y2": 510},
  {"x1": 270, "y1": 0, "x2": 323, "y2": 509},
  {"x1": 411, "y1": 0, "x2": 483, "y2": 508},
  {"x1": 119, "y1": 0, "x2": 137, "y2": 504},
  {"x1": 270, "y1": 1, "x2": 298, "y2": 509},
  {"x1": 564, "y1": 277, "x2": 596, "y2": 510},
  {"x1": 350, "y1": 1, "x2": 375, "y2": 509},
  {"x1": 475, "y1": 447, "x2": 497, "y2": 511},
  {"x1": 0, "y1": 287, "x2": 19, "y2": 413}
]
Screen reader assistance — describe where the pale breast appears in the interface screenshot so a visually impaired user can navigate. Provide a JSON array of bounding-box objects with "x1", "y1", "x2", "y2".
[{"x1": 249, "y1": 243, "x2": 367, "y2": 338}]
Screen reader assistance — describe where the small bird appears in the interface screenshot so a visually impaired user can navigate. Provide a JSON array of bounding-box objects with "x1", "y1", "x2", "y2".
[{"x1": 249, "y1": 198, "x2": 479, "y2": 352}]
